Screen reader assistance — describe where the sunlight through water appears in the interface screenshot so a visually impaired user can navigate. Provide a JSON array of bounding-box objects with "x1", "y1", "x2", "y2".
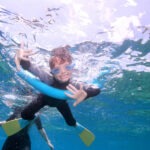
[{"x1": 0, "y1": 0, "x2": 150, "y2": 150}]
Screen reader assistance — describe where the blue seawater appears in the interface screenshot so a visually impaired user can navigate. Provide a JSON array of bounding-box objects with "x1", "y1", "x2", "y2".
[{"x1": 0, "y1": 1, "x2": 150, "y2": 150}]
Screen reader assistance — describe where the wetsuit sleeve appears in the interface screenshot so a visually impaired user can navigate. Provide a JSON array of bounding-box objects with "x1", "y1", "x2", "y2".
[
  {"x1": 84, "y1": 85, "x2": 101, "y2": 99},
  {"x1": 72, "y1": 81, "x2": 101, "y2": 99},
  {"x1": 20, "y1": 60, "x2": 52, "y2": 84}
]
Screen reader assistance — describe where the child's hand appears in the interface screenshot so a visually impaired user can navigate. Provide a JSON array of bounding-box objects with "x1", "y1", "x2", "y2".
[
  {"x1": 65, "y1": 84, "x2": 87, "y2": 107},
  {"x1": 14, "y1": 43, "x2": 34, "y2": 70}
]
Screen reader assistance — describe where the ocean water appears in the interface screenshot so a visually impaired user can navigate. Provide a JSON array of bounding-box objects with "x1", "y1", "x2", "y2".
[{"x1": 0, "y1": 0, "x2": 150, "y2": 150}]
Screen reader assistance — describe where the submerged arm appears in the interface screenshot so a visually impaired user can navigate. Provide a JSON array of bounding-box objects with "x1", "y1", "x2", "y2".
[
  {"x1": 15, "y1": 48, "x2": 51, "y2": 83},
  {"x1": 35, "y1": 116, "x2": 54, "y2": 150}
]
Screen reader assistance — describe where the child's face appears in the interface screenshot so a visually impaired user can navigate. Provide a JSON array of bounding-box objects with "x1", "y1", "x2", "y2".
[{"x1": 51, "y1": 61, "x2": 73, "y2": 83}]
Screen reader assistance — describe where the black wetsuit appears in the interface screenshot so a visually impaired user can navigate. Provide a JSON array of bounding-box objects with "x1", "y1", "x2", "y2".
[
  {"x1": 2, "y1": 128, "x2": 31, "y2": 150},
  {"x1": 20, "y1": 60, "x2": 100, "y2": 126},
  {"x1": 2, "y1": 107, "x2": 43, "y2": 150}
]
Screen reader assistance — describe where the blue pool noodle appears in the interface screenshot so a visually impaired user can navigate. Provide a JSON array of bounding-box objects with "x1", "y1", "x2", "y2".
[
  {"x1": 17, "y1": 68, "x2": 109, "y2": 100},
  {"x1": 17, "y1": 69, "x2": 68, "y2": 100}
]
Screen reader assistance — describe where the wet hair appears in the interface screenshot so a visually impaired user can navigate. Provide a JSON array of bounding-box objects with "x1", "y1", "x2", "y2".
[{"x1": 49, "y1": 46, "x2": 72, "y2": 69}]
